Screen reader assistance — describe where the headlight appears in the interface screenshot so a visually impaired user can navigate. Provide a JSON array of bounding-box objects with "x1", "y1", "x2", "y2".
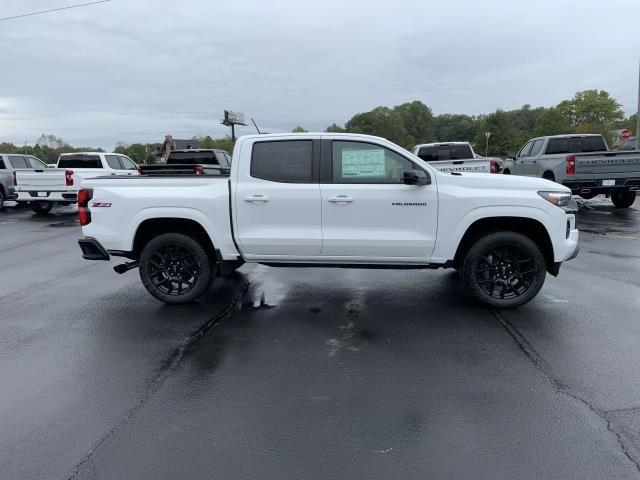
[{"x1": 538, "y1": 191, "x2": 572, "y2": 207}]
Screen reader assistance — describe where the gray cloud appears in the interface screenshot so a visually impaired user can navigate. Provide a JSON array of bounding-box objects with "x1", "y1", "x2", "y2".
[{"x1": 0, "y1": 0, "x2": 638, "y2": 150}]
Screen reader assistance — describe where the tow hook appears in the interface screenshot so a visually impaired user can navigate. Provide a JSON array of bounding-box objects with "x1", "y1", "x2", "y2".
[{"x1": 113, "y1": 261, "x2": 139, "y2": 274}]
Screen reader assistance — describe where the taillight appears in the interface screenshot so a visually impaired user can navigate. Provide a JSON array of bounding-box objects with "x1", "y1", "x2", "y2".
[
  {"x1": 65, "y1": 169, "x2": 74, "y2": 186},
  {"x1": 489, "y1": 160, "x2": 497, "y2": 174},
  {"x1": 565, "y1": 155, "x2": 575, "y2": 175},
  {"x1": 12, "y1": 170, "x2": 16, "y2": 186},
  {"x1": 78, "y1": 188, "x2": 93, "y2": 226},
  {"x1": 194, "y1": 165, "x2": 204, "y2": 175}
]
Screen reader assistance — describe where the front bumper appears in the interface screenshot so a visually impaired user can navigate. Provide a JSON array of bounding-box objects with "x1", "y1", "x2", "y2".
[{"x1": 78, "y1": 237, "x2": 110, "y2": 261}]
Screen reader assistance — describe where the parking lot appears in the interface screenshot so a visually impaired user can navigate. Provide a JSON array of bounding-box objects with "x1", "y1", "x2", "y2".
[{"x1": 1, "y1": 198, "x2": 639, "y2": 479}]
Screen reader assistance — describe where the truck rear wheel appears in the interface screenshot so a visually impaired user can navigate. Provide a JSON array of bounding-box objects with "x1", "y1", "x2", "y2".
[
  {"x1": 31, "y1": 201, "x2": 53, "y2": 215},
  {"x1": 139, "y1": 233, "x2": 213, "y2": 304},
  {"x1": 461, "y1": 231, "x2": 546, "y2": 308},
  {"x1": 611, "y1": 191, "x2": 636, "y2": 209}
]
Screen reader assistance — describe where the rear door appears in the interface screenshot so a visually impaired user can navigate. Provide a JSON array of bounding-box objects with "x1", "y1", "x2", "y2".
[
  {"x1": 234, "y1": 138, "x2": 322, "y2": 258},
  {"x1": 320, "y1": 139, "x2": 438, "y2": 259}
]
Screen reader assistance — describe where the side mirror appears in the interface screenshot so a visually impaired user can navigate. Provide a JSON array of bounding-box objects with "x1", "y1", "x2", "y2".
[
  {"x1": 507, "y1": 152, "x2": 516, "y2": 160},
  {"x1": 403, "y1": 169, "x2": 431, "y2": 186}
]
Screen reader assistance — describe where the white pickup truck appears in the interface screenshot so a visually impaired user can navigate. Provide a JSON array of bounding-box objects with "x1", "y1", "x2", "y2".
[
  {"x1": 77, "y1": 133, "x2": 579, "y2": 308},
  {"x1": 14, "y1": 152, "x2": 138, "y2": 214},
  {"x1": 411, "y1": 142, "x2": 499, "y2": 174}
]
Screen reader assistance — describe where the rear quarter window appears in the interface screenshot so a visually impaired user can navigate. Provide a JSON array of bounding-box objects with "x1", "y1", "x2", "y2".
[{"x1": 57, "y1": 155, "x2": 102, "y2": 168}]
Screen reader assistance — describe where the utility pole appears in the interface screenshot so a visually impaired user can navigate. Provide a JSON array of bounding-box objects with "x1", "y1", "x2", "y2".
[{"x1": 485, "y1": 131, "x2": 491, "y2": 157}]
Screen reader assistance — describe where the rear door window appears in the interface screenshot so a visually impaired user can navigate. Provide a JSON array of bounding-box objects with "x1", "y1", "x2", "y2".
[
  {"x1": 251, "y1": 141, "x2": 312, "y2": 183},
  {"x1": 8, "y1": 156, "x2": 29, "y2": 168},
  {"x1": 105, "y1": 155, "x2": 122, "y2": 169},
  {"x1": 58, "y1": 154, "x2": 102, "y2": 168}
]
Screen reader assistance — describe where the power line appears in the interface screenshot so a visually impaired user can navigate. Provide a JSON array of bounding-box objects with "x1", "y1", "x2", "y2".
[{"x1": 0, "y1": 0, "x2": 111, "y2": 22}]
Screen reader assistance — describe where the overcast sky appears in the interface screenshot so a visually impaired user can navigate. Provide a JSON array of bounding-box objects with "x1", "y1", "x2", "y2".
[{"x1": 1, "y1": 0, "x2": 638, "y2": 150}]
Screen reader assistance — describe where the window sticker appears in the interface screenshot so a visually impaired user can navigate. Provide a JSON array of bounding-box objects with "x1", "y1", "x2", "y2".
[{"x1": 341, "y1": 149, "x2": 385, "y2": 177}]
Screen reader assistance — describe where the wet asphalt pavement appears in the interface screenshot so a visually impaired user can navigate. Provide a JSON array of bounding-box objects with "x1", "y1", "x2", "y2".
[{"x1": 1, "y1": 197, "x2": 640, "y2": 480}]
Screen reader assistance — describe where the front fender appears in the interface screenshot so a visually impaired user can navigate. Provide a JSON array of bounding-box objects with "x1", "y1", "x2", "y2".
[{"x1": 431, "y1": 205, "x2": 559, "y2": 263}]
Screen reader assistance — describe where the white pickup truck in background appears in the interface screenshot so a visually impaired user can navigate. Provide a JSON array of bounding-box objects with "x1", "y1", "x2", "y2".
[
  {"x1": 77, "y1": 133, "x2": 579, "y2": 309},
  {"x1": 411, "y1": 142, "x2": 499, "y2": 174},
  {"x1": 14, "y1": 152, "x2": 138, "y2": 214}
]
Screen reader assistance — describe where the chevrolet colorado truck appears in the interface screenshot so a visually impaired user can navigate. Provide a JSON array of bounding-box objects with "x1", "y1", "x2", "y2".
[
  {"x1": 14, "y1": 152, "x2": 138, "y2": 214},
  {"x1": 503, "y1": 134, "x2": 640, "y2": 208},
  {"x1": 411, "y1": 142, "x2": 499, "y2": 174},
  {"x1": 77, "y1": 133, "x2": 579, "y2": 308}
]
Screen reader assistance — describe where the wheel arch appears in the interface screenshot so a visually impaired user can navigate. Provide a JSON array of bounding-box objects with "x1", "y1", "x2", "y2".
[
  {"x1": 453, "y1": 216, "x2": 555, "y2": 274},
  {"x1": 133, "y1": 217, "x2": 217, "y2": 264}
]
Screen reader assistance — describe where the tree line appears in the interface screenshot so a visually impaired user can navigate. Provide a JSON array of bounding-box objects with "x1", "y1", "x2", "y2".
[
  {"x1": 1, "y1": 89, "x2": 636, "y2": 163},
  {"x1": 317, "y1": 89, "x2": 635, "y2": 156}
]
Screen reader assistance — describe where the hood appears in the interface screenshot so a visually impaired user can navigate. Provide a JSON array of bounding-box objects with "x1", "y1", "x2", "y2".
[{"x1": 436, "y1": 172, "x2": 570, "y2": 193}]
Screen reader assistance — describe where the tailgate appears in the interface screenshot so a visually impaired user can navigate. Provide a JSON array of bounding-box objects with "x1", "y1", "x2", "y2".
[
  {"x1": 575, "y1": 151, "x2": 640, "y2": 175},
  {"x1": 427, "y1": 159, "x2": 491, "y2": 173},
  {"x1": 15, "y1": 169, "x2": 67, "y2": 188}
]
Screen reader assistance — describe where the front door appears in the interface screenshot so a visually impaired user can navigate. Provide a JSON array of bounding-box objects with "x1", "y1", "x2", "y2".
[
  {"x1": 320, "y1": 140, "x2": 438, "y2": 260},
  {"x1": 234, "y1": 139, "x2": 322, "y2": 258}
]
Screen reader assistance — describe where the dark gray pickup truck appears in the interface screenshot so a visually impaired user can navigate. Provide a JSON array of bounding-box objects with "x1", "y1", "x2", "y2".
[{"x1": 503, "y1": 134, "x2": 640, "y2": 208}]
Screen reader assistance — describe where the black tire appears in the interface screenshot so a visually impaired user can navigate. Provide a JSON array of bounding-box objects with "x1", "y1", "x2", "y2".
[
  {"x1": 0, "y1": 189, "x2": 5, "y2": 211},
  {"x1": 579, "y1": 192, "x2": 596, "y2": 200},
  {"x1": 31, "y1": 201, "x2": 53, "y2": 215},
  {"x1": 461, "y1": 231, "x2": 546, "y2": 308},
  {"x1": 611, "y1": 191, "x2": 636, "y2": 209},
  {"x1": 542, "y1": 171, "x2": 555, "y2": 182},
  {"x1": 502, "y1": 169, "x2": 510, "y2": 175},
  {"x1": 139, "y1": 233, "x2": 213, "y2": 304}
]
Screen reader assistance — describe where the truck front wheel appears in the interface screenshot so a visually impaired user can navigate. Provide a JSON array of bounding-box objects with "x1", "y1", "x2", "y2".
[
  {"x1": 461, "y1": 231, "x2": 546, "y2": 308},
  {"x1": 611, "y1": 191, "x2": 636, "y2": 209},
  {"x1": 139, "y1": 233, "x2": 213, "y2": 304},
  {"x1": 31, "y1": 201, "x2": 53, "y2": 215}
]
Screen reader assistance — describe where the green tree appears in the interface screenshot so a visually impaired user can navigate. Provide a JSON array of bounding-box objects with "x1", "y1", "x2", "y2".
[
  {"x1": 325, "y1": 123, "x2": 345, "y2": 132},
  {"x1": 534, "y1": 107, "x2": 572, "y2": 136},
  {"x1": 345, "y1": 106, "x2": 409, "y2": 146},
  {"x1": 557, "y1": 89, "x2": 623, "y2": 141},
  {"x1": 292, "y1": 126, "x2": 307, "y2": 133},
  {"x1": 434, "y1": 114, "x2": 478, "y2": 142},
  {"x1": 393, "y1": 100, "x2": 436, "y2": 146}
]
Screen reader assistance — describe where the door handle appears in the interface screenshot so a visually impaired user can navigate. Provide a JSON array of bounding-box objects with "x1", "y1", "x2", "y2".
[
  {"x1": 244, "y1": 194, "x2": 269, "y2": 203},
  {"x1": 328, "y1": 195, "x2": 353, "y2": 203}
]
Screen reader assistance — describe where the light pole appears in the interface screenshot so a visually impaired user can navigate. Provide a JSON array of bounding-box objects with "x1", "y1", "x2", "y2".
[
  {"x1": 485, "y1": 131, "x2": 491, "y2": 157},
  {"x1": 636, "y1": 59, "x2": 639, "y2": 150}
]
